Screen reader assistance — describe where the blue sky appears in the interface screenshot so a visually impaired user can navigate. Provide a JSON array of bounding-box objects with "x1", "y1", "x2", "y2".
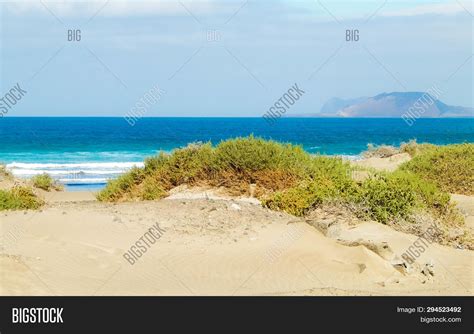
[{"x1": 1, "y1": 0, "x2": 472, "y2": 116}]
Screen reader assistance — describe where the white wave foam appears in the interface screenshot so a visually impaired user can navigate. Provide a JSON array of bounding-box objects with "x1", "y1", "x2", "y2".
[
  {"x1": 7, "y1": 162, "x2": 144, "y2": 169},
  {"x1": 11, "y1": 169, "x2": 124, "y2": 176},
  {"x1": 7, "y1": 161, "x2": 144, "y2": 185}
]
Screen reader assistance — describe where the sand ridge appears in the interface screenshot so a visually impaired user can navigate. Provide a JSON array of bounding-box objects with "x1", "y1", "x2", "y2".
[{"x1": 1, "y1": 194, "x2": 472, "y2": 296}]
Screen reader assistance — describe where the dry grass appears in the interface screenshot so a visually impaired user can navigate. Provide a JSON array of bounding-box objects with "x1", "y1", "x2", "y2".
[
  {"x1": 31, "y1": 173, "x2": 63, "y2": 191},
  {"x1": 0, "y1": 186, "x2": 44, "y2": 210}
]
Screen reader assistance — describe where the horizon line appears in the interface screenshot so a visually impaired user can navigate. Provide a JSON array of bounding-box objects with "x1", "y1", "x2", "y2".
[{"x1": 2, "y1": 116, "x2": 474, "y2": 119}]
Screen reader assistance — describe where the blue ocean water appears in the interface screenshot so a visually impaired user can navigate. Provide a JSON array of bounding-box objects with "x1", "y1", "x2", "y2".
[{"x1": 1, "y1": 117, "x2": 473, "y2": 189}]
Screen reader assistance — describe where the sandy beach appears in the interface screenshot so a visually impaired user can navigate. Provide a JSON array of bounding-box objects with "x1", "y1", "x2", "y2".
[
  {"x1": 1, "y1": 154, "x2": 472, "y2": 296},
  {"x1": 2, "y1": 4, "x2": 472, "y2": 331}
]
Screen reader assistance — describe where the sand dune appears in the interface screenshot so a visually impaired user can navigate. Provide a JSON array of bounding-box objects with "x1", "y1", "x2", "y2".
[
  {"x1": 1, "y1": 192, "x2": 472, "y2": 296},
  {"x1": 352, "y1": 153, "x2": 411, "y2": 172},
  {"x1": 452, "y1": 194, "x2": 474, "y2": 231}
]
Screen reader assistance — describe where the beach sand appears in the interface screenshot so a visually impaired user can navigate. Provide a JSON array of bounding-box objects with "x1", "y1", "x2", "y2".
[
  {"x1": 0, "y1": 156, "x2": 472, "y2": 296},
  {"x1": 352, "y1": 152, "x2": 412, "y2": 172}
]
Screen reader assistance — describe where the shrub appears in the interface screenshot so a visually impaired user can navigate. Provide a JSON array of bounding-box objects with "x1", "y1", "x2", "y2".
[
  {"x1": 96, "y1": 167, "x2": 145, "y2": 201},
  {"x1": 0, "y1": 186, "x2": 44, "y2": 210},
  {"x1": 262, "y1": 178, "x2": 352, "y2": 216},
  {"x1": 31, "y1": 173, "x2": 63, "y2": 191},
  {"x1": 262, "y1": 158, "x2": 356, "y2": 216},
  {"x1": 263, "y1": 168, "x2": 459, "y2": 225},
  {"x1": 139, "y1": 176, "x2": 166, "y2": 200},
  {"x1": 98, "y1": 136, "x2": 313, "y2": 201},
  {"x1": 362, "y1": 143, "x2": 399, "y2": 158},
  {"x1": 213, "y1": 135, "x2": 310, "y2": 175},
  {"x1": 400, "y1": 143, "x2": 474, "y2": 195},
  {"x1": 399, "y1": 139, "x2": 436, "y2": 157},
  {"x1": 164, "y1": 143, "x2": 214, "y2": 185},
  {"x1": 351, "y1": 171, "x2": 421, "y2": 223},
  {"x1": 350, "y1": 171, "x2": 459, "y2": 224},
  {"x1": 307, "y1": 156, "x2": 353, "y2": 180},
  {"x1": 144, "y1": 152, "x2": 169, "y2": 174},
  {"x1": 97, "y1": 137, "x2": 465, "y2": 229},
  {"x1": 262, "y1": 182, "x2": 322, "y2": 216}
]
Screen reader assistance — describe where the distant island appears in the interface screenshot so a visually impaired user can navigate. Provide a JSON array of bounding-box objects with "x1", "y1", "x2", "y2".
[{"x1": 290, "y1": 92, "x2": 474, "y2": 118}]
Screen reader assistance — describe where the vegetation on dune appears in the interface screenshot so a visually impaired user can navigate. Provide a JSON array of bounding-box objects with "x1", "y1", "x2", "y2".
[
  {"x1": 98, "y1": 136, "x2": 314, "y2": 202},
  {"x1": 362, "y1": 143, "x2": 399, "y2": 158},
  {"x1": 31, "y1": 173, "x2": 63, "y2": 191},
  {"x1": 97, "y1": 136, "x2": 466, "y2": 229},
  {"x1": 359, "y1": 140, "x2": 473, "y2": 194},
  {"x1": 263, "y1": 169, "x2": 460, "y2": 224},
  {"x1": 399, "y1": 139, "x2": 436, "y2": 157},
  {"x1": 262, "y1": 157, "x2": 355, "y2": 216},
  {"x1": 0, "y1": 164, "x2": 14, "y2": 180},
  {"x1": 350, "y1": 170, "x2": 460, "y2": 224},
  {"x1": 0, "y1": 165, "x2": 44, "y2": 211},
  {"x1": 0, "y1": 186, "x2": 44, "y2": 210},
  {"x1": 400, "y1": 143, "x2": 474, "y2": 195},
  {"x1": 361, "y1": 139, "x2": 438, "y2": 159}
]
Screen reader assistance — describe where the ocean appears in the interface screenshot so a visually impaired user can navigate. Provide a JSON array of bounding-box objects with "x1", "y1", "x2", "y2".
[{"x1": 1, "y1": 117, "x2": 473, "y2": 190}]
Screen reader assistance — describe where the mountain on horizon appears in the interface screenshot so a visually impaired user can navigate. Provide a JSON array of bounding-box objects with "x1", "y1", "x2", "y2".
[{"x1": 294, "y1": 92, "x2": 473, "y2": 118}]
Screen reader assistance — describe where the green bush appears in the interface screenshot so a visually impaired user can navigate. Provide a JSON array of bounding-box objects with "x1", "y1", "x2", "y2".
[
  {"x1": 399, "y1": 139, "x2": 436, "y2": 157},
  {"x1": 96, "y1": 167, "x2": 145, "y2": 201},
  {"x1": 139, "y1": 177, "x2": 166, "y2": 200},
  {"x1": 0, "y1": 187, "x2": 43, "y2": 210},
  {"x1": 262, "y1": 178, "x2": 352, "y2": 216},
  {"x1": 262, "y1": 182, "x2": 321, "y2": 216},
  {"x1": 400, "y1": 143, "x2": 474, "y2": 195},
  {"x1": 262, "y1": 157, "x2": 356, "y2": 216},
  {"x1": 351, "y1": 171, "x2": 420, "y2": 223},
  {"x1": 144, "y1": 152, "x2": 169, "y2": 174},
  {"x1": 307, "y1": 156, "x2": 352, "y2": 180},
  {"x1": 263, "y1": 168, "x2": 458, "y2": 225},
  {"x1": 97, "y1": 137, "x2": 464, "y2": 228},
  {"x1": 98, "y1": 136, "x2": 312, "y2": 201},
  {"x1": 165, "y1": 143, "x2": 214, "y2": 185},
  {"x1": 350, "y1": 171, "x2": 457, "y2": 224},
  {"x1": 213, "y1": 135, "x2": 310, "y2": 176},
  {"x1": 31, "y1": 173, "x2": 63, "y2": 191}
]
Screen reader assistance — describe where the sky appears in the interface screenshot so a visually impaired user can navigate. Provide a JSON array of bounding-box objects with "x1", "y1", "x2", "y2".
[{"x1": 0, "y1": 0, "x2": 472, "y2": 117}]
